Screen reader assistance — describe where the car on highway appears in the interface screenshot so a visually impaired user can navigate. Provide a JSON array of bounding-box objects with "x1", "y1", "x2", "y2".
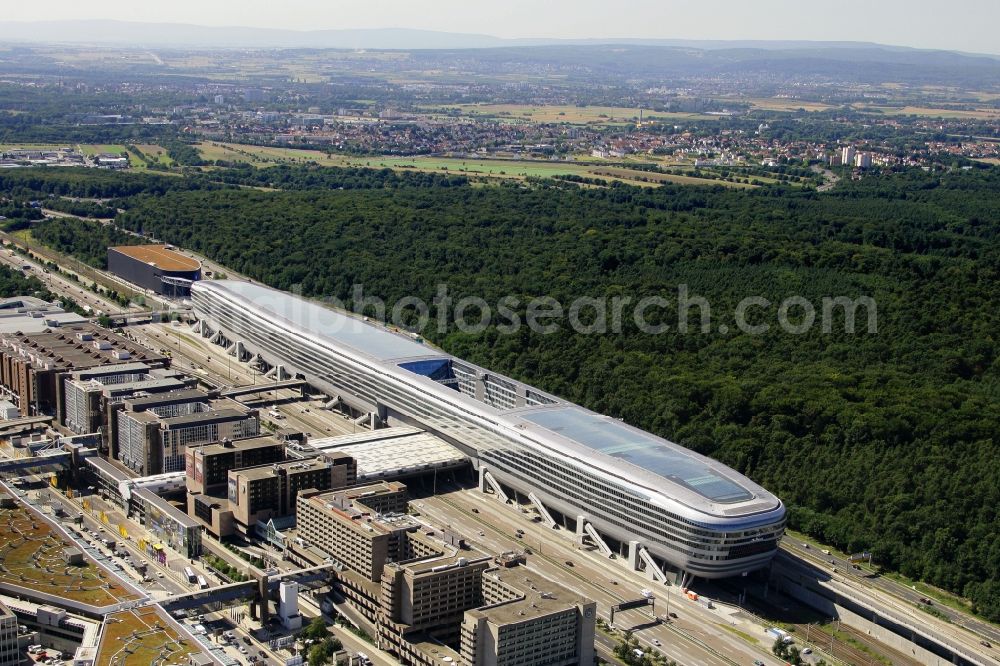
[
  {"x1": 802, "y1": 648, "x2": 812, "y2": 654},
  {"x1": 981, "y1": 640, "x2": 992, "y2": 648},
  {"x1": 564, "y1": 560, "x2": 574, "y2": 567},
  {"x1": 652, "y1": 639, "x2": 661, "y2": 647},
  {"x1": 668, "y1": 612, "x2": 678, "y2": 619}
]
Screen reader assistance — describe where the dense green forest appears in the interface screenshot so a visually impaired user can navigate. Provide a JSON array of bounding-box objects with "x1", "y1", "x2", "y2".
[
  {"x1": 20, "y1": 165, "x2": 1000, "y2": 621},
  {"x1": 31, "y1": 216, "x2": 141, "y2": 269},
  {"x1": 0, "y1": 263, "x2": 56, "y2": 301}
]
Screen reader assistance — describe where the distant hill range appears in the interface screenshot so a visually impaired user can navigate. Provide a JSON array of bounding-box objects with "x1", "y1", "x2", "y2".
[
  {"x1": 1, "y1": 20, "x2": 998, "y2": 60},
  {"x1": 2, "y1": 20, "x2": 999, "y2": 87}
]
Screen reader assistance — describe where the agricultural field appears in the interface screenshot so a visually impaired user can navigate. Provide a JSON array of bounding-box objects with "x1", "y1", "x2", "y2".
[
  {"x1": 196, "y1": 142, "x2": 748, "y2": 187},
  {"x1": 854, "y1": 105, "x2": 1000, "y2": 119},
  {"x1": 589, "y1": 166, "x2": 757, "y2": 188},
  {"x1": 96, "y1": 606, "x2": 197, "y2": 666},
  {"x1": 0, "y1": 493, "x2": 136, "y2": 607},
  {"x1": 77, "y1": 144, "x2": 130, "y2": 156},
  {"x1": 428, "y1": 103, "x2": 718, "y2": 124},
  {"x1": 743, "y1": 97, "x2": 835, "y2": 112},
  {"x1": 0, "y1": 143, "x2": 74, "y2": 152}
]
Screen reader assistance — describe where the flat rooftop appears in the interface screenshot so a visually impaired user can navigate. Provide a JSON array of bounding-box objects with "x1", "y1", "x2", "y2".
[
  {"x1": 195, "y1": 435, "x2": 285, "y2": 457},
  {"x1": 0, "y1": 324, "x2": 169, "y2": 370},
  {"x1": 308, "y1": 427, "x2": 466, "y2": 480},
  {"x1": 95, "y1": 606, "x2": 198, "y2": 666},
  {"x1": 470, "y1": 566, "x2": 591, "y2": 626},
  {"x1": 161, "y1": 408, "x2": 252, "y2": 428},
  {"x1": 195, "y1": 280, "x2": 433, "y2": 362},
  {"x1": 109, "y1": 245, "x2": 201, "y2": 272},
  {"x1": 0, "y1": 311, "x2": 88, "y2": 334},
  {"x1": 235, "y1": 458, "x2": 329, "y2": 481}
]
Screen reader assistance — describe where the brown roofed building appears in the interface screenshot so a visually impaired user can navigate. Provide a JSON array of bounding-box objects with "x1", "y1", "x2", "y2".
[{"x1": 107, "y1": 245, "x2": 201, "y2": 297}]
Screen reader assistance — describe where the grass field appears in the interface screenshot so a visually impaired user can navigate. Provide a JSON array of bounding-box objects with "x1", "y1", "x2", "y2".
[
  {"x1": 427, "y1": 104, "x2": 718, "y2": 124},
  {"x1": 198, "y1": 141, "x2": 593, "y2": 177},
  {"x1": 856, "y1": 105, "x2": 1000, "y2": 119},
  {"x1": 0, "y1": 143, "x2": 74, "y2": 152},
  {"x1": 78, "y1": 144, "x2": 129, "y2": 156},
  {"x1": 196, "y1": 142, "x2": 756, "y2": 188},
  {"x1": 744, "y1": 98, "x2": 835, "y2": 112},
  {"x1": 0, "y1": 493, "x2": 136, "y2": 607},
  {"x1": 589, "y1": 166, "x2": 756, "y2": 188},
  {"x1": 97, "y1": 607, "x2": 196, "y2": 666}
]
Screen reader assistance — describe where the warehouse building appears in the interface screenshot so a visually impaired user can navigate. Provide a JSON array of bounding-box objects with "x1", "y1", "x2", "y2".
[{"x1": 107, "y1": 245, "x2": 201, "y2": 297}]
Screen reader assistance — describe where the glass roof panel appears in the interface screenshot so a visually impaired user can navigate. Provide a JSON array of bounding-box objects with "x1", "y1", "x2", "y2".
[
  {"x1": 213, "y1": 281, "x2": 433, "y2": 361},
  {"x1": 521, "y1": 408, "x2": 753, "y2": 503}
]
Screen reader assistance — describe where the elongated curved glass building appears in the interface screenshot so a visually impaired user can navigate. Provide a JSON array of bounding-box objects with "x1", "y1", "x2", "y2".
[{"x1": 192, "y1": 280, "x2": 785, "y2": 579}]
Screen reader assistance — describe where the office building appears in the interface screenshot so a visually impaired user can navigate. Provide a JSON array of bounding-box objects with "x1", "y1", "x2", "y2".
[
  {"x1": 116, "y1": 389, "x2": 259, "y2": 475},
  {"x1": 193, "y1": 280, "x2": 785, "y2": 581},
  {"x1": 460, "y1": 568, "x2": 595, "y2": 666},
  {"x1": 185, "y1": 436, "x2": 286, "y2": 495},
  {"x1": 0, "y1": 600, "x2": 17, "y2": 666},
  {"x1": 62, "y1": 362, "x2": 191, "y2": 435},
  {"x1": 0, "y1": 325, "x2": 168, "y2": 417},
  {"x1": 107, "y1": 245, "x2": 201, "y2": 297},
  {"x1": 227, "y1": 456, "x2": 350, "y2": 533},
  {"x1": 294, "y1": 482, "x2": 410, "y2": 581},
  {"x1": 379, "y1": 554, "x2": 493, "y2": 662}
]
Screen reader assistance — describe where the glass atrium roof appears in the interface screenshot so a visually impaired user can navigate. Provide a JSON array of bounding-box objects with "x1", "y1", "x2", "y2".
[
  {"x1": 211, "y1": 281, "x2": 434, "y2": 362},
  {"x1": 520, "y1": 408, "x2": 754, "y2": 503}
]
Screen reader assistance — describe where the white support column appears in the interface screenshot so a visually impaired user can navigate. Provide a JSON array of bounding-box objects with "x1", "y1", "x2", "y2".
[
  {"x1": 527, "y1": 492, "x2": 557, "y2": 529},
  {"x1": 678, "y1": 571, "x2": 693, "y2": 589},
  {"x1": 479, "y1": 468, "x2": 509, "y2": 503},
  {"x1": 638, "y1": 546, "x2": 668, "y2": 583},
  {"x1": 575, "y1": 515, "x2": 587, "y2": 545},
  {"x1": 628, "y1": 540, "x2": 641, "y2": 570},
  {"x1": 582, "y1": 521, "x2": 614, "y2": 557}
]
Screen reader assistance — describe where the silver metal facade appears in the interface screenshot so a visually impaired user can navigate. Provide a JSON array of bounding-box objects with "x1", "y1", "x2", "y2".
[{"x1": 193, "y1": 281, "x2": 785, "y2": 578}]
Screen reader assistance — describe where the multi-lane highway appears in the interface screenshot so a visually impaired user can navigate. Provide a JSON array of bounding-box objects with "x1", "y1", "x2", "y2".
[
  {"x1": 783, "y1": 538, "x2": 1000, "y2": 651},
  {"x1": 413, "y1": 485, "x2": 789, "y2": 666},
  {"x1": 778, "y1": 542, "x2": 998, "y2": 665},
  {"x1": 13, "y1": 239, "x2": 1000, "y2": 666}
]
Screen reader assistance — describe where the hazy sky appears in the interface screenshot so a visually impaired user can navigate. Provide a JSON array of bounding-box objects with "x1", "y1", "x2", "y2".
[{"x1": 5, "y1": 0, "x2": 998, "y2": 55}]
